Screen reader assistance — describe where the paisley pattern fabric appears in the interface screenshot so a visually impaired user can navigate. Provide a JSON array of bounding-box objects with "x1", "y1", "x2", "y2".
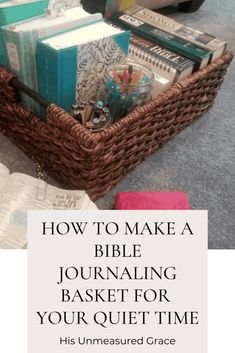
[{"x1": 76, "y1": 37, "x2": 126, "y2": 102}]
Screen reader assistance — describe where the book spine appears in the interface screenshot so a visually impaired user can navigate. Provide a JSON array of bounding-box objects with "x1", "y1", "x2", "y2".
[
  {"x1": 20, "y1": 31, "x2": 41, "y2": 114},
  {"x1": 128, "y1": 43, "x2": 176, "y2": 81},
  {"x1": 0, "y1": 30, "x2": 7, "y2": 66},
  {"x1": 24, "y1": 30, "x2": 38, "y2": 90},
  {"x1": 59, "y1": 48, "x2": 77, "y2": 112},
  {"x1": 130, "y1": 34, "x2": 195, "y2": 74},
  {"x1": 0, "y1": 9, "x2": 5, "y2": 26},
  {"x1": 130, "y1": 7, "x2": 226, "y2": 53},
  {"x1": 110, "y1": 13, "x2": 211, "y2": 67},
  {"x1": 2, "y1": 28, "x2": 21, "y2": 71},
  {"x1": 37, "y1": 42, "x2": 60, "y2": 106},
  {"x1": 2, "y1": 28, "x2": 37, "y2": 111},
  {"x1": 108, "y1": 21, "x2": 186, "y2": 79},
  {"x1": 37, "y1": 42, "x2": 77, "y2": 112}
]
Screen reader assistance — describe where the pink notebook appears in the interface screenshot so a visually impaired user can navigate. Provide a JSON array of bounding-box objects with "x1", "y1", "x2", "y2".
[{"x1": 115, "y1": 191, "x2": 191, "y2": 210}]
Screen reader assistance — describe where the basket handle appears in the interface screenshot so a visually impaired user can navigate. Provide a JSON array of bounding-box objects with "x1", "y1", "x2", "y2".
[{"x1": 10, "y1": 77, "x2": 50, "y2": 110}]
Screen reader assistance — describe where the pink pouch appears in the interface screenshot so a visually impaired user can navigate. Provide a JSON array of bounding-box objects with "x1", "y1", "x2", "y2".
[{"x1": 115, "y1": 191, "x2": 191, "y2": 210}]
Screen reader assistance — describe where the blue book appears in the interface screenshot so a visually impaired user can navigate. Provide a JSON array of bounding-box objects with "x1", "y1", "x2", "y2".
[
  {"x1": 2, "y1": 6, "x2": 103, "y2": 113},
  {"x1": 37, "y1": 21, "x2": 130, "y2": 112},
  {"x1": 0, "y1": 0, "x2": 49, "y2": 67}
]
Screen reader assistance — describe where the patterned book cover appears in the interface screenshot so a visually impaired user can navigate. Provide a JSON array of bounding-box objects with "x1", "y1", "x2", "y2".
[
  {"x1": 37, "y1": 22, "x2": 130, "y2": 112},
  {"x1": 0, "y1": 0, "x2": 49, "y2": 67},
  {"x1": 115, "y1": 191, "x2": 191, "y2": 210},
  {"x1": 76, "y1": 36, "x2": 128, "y2": 102},
  {"x1": 2, "y1": 6, "x2": 103, "y2": 113}
]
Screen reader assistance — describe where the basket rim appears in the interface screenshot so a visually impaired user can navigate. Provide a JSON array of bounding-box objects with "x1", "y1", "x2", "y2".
[
  {"x1": 46, "y1": 50, "x2": 233, "y2": 144},
  {"x1": 97, "y1": 51, "x2": 233, "y2": 137},
  {"x1": 0, "y1": 50, "x2": 233, "y2": 147}
]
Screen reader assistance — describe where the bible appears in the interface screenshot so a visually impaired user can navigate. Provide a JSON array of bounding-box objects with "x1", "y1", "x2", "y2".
[{"x1": 0, "y1": 162, "x2": 97, "y2": 249}]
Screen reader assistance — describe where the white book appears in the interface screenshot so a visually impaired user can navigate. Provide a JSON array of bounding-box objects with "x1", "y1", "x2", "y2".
[{"x1": 0, "y1": 162, "x2": 98, "y2": 249}]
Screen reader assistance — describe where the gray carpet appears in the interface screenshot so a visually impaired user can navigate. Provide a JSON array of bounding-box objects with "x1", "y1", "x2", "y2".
[{"x1": 0, "y1": 0, "x2": 234, "y2": 248}]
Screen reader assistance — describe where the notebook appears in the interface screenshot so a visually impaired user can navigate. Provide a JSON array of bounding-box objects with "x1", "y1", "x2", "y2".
[
  {"x1": 2, "y1": 5, "x2": 103, "y2": 113},
  {"x1": 115, "y1": 191, "x2": 191, "y2": 210},
  {"x1": 0, "y1": 0, "x2": 49, "y2": 67},
  {"x1": 37, "y1": 21, "x2": 130, "y2": 112}
]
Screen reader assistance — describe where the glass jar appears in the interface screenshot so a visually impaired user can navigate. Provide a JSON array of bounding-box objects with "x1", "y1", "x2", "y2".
[{"x1": 98, "y1": 61, "x2": 154, "y2": 122}]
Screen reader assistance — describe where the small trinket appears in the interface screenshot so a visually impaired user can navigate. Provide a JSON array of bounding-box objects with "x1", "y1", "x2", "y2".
[{"x1": 71, "y1": 99, "x2": 111, "y2": 131}]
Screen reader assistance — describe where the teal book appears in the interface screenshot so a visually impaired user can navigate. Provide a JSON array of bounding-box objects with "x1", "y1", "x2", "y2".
[
  {"x1": 2, "y1": 6, "x2": 103, "y2": 113},
  {"x1": 0, "y1": 0, "x2": 49, "y2": 67},
  {"x1": 110, "y1": 10, "x2": 211, "y2": 69},
  {"x1": 37, "y1": 21, "x2": 130, "y2": 112}
]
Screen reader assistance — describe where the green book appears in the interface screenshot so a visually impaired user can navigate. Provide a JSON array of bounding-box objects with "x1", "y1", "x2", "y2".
[
  {"x1": 109, "y1": 10, "x2": 211, "y2": 69},
  {"x1": 0, "y1": 0, "x2": 49, "y2": 67}
]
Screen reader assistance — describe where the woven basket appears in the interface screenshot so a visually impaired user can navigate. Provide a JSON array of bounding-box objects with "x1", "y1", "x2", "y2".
[{"x1": 0, "y1": 51, "x2": 233, "y2": 200}]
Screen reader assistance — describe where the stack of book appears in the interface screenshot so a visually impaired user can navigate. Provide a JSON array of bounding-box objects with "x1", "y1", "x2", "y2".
[
  {"x1": 0, "y1": 2, "x2": 227, "y2": 122},
  {"x1": 0, "y1": 0, "x2": 49, "y2": 67},
  {"x1": 2, "y1": 4, "x2": 103, "y2": 113},
  {"x1": 109, "y1": 4, "x2": 227, "y2": 98},
  {"x1": 1, "y1": 2, "x2": 131, "y2": 114}
]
